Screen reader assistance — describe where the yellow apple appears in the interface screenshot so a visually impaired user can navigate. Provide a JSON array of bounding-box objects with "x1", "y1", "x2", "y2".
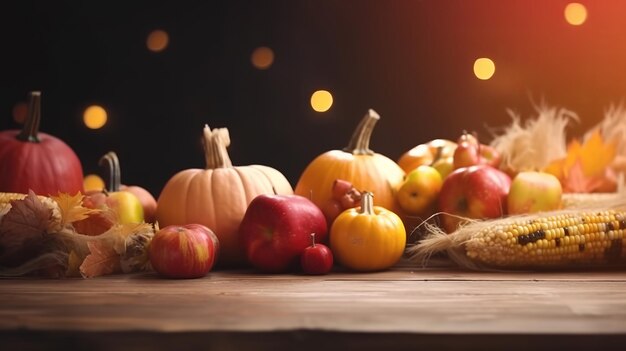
[
  {"x1": 507, "y1": 171, "x2": 562, "y2": 215},
  {"x1": 432, "y1": 156, "x2": 454, "y2": 179},
  {"x1": 397, "y1": 165, "x2": 443, "y2": 215}
]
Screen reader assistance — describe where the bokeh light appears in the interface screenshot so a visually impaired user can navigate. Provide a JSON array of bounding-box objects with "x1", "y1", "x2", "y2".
[
  {"x1": 12, "y1": 102, "x2": 28, "y2": 124},
  {"x1": 251, "y1": 46, "x2": 275, "y2": 70},
  {"x1": 147, "y1": 29, "x2": 169, "y2": 52},
  {"x1": 83, "y1": 174, "x2": 105, "y2": 192},
  {"x1": 83, "y1": 105, "x2": 108, "y2": 129},
  {"x1": 473, "y1": 58, "x2": 496, "y2": 80},
  {"x1": 565, "y1": 3, "x2": 588, "y2": 26},
  {"x1": 310, "y1": 90, "x2": 333, "y2": 112}
]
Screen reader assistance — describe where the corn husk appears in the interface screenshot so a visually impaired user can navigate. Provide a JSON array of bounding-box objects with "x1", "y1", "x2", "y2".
[{"x1": 489, "y1": 104, "x2": 577, "y2": 173}]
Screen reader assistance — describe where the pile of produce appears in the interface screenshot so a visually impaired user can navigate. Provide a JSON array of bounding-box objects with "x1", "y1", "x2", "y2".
[{"x1": 1, "y1": 92, "x2": 625, "y2": 278}]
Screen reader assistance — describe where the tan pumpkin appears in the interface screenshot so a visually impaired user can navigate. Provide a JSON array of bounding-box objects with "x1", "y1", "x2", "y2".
[
  {"x1": 294, "y1": 109, "x2": 405, "y2": 215},
  {"x1": 156, "y1": 125, "x2": 293, "y2": 267}
]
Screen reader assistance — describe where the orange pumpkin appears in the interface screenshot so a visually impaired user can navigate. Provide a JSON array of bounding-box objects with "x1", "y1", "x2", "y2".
[
  {"x1": 156, "y1": 125, "x2": 293, "y2": 267},
  {"x1": 294, "y1": 109, "x2": 405, "y2": 214},
  {"x1": 330, "y1": 192, "x2": 406, "y2": 271}
]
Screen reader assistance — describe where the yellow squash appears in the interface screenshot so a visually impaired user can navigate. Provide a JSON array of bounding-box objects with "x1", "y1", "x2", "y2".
[{"x1": 330, "y1": 192, "x2": 406, "y2": 271}]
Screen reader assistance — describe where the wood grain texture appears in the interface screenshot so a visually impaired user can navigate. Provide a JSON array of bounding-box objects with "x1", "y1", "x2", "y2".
[{"x1": 1, "y1": 262, "x2": 626, "y2": 350}]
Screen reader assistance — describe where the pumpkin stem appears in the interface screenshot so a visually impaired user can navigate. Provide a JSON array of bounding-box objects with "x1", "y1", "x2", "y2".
[
  {"x1": 99, "y1": 151, "x2": 122, "y2": 192},
  {"x1": 16, "y1": 91, "x2": 42, "y2": 143},
  {"x1": 310, "y1": 233, "x2": 316, "y2": 247},
  {"x1": 360, "y1": 192, "x2": 375, "y2": 215},
  {"x1": 203, "y1": 124, "x2": 233, "y2": 169},
  {"x1": 343, "y1": 109, "x2": 380, "y2": 156}
]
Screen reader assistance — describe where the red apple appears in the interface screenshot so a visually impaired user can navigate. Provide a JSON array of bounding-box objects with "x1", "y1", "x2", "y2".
[
  {"x1": 301, "y1": 233, "x2": 333, "y2": 275},
  {"x1": 438, "y1": 164, "x2": 511, "y2": 233},
  {"x1": 239, "y1": 194, "x2": 328, "y2": 273},
  {"x1": 149, "y1": 224, "x2": 219, "y2": 279}
]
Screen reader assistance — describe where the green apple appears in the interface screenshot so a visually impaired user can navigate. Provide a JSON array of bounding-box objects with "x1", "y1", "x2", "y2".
[
  {"x1": 397, "y1": 165, "x2": 443, "y2": 215},
  {"x1": 507, "y1": 171, "x2": 562, "y2": 215}
]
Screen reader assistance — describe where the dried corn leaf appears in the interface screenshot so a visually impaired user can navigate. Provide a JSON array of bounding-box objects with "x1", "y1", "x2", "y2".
[{"x1": 489, "y1": 105, "x2": 576, "y2": 173}]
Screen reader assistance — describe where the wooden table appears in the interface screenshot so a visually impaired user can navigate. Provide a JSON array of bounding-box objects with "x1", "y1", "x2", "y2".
[{"x1": 2, "y1": 260, "x2": 626, "y2": 350}]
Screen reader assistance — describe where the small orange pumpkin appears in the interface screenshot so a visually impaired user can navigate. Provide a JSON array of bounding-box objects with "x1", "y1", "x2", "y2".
[
  {"x1": 330, "y1": 192, "x2": 406, "y2": 271},
  {"x1": 156, "y1": 125, "x2": 293, "y2": 267},
  {"x1": 295, "y1": 109, "x2": 405, "y2": 215}
]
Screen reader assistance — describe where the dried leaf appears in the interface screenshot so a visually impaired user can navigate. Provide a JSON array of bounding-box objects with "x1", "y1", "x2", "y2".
[
  {"x1": 120, "y1": 227, "x2": 154, "y2": 273},
  {"x1": 110, "y1": 223, "x2": 151, "y2": 255},
  {"x1": 545, "y1": 131, "x2": 618, "y2": 193},
  {"x1": 51, "y1": 192, "x2": 98, "y2": 226},
  {"x1": 562, "y1": 159, "x2": 605, "y2": 193},
  {"x1": 72, "y1": 212, "x2": 115, "y2": 236},
  {"x1": 578, "y1": 130, "x2": 617, "y2": 177},
  {"x1": 0, "y1": 190, "x2": 53, "y2": 266},
  {"x1": 79, "y1": 240, "x2": 121, "y2": 278},
  {"x1": 66, "y1": 250, "x2": 82, "y2": 277}
]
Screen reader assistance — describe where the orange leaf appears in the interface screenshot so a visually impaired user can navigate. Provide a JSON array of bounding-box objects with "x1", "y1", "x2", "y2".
[
  {"x1": 562, "y1": 159, "x2": 604, "y2": 193},
  {"x1": 578, "y1": 130, "x2": 616, "y2": 177},
  {"x1": 79, "y1": 241, "x2": 121, "y2": 278},
  {"x1": 51, "y1": 192, "x2": 99, "y2": 226}
]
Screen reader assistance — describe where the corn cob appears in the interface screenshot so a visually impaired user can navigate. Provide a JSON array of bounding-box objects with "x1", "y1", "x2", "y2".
[
  {"x1": 465, "y1": 209, "x2": 626, "y2": 268},
  {"x1": 408, "y1": 208, "x2": 626, "y2": 270}
]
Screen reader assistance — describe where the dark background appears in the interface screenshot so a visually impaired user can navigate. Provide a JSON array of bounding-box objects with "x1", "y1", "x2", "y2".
[{"x1": 2, "y1": 0, "x2": 626, "y2": 197}]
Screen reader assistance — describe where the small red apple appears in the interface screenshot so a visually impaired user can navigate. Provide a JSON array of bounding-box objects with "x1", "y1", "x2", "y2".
[
  {"x1": 301, "y1": 233, "x2": 333, "y2": 275},
  {"x1": 438, "y1": 164, "x2": 511, "y2": 233},
  {"x1": 239, "y1": 194, "x2": 328, "y2": 273},
  {"x1": 149, "y1": 224, "x2": 219, "y2": 279}
]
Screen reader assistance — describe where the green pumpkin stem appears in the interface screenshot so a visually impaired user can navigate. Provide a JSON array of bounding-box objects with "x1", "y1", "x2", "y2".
[
  {"x1": 99, "y1": 151, "x2": 122, "y2": 192},
  {"x1": 360, "y1": 192, "x2": 375, "y2": 215},
  {"x1": 203, "y1": 124, "x2": 233, "y2": 169},
  {"x1": 16, "y1": 91, "x2": 42, "y2": 143},
  {"x1": 343, "y1": 109, "x2": 379, "y2": 156}
]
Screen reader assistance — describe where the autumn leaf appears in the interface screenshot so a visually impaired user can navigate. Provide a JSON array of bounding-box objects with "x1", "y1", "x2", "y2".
[
  {"x1": 544, "y1": 130, "x2": 617, "y2": 193},
  {"x1": 79, "y1": 240, "x2": 121, "y2": 278},
  {"x1": 577, "y1": 130, "x2": 617, "y2": 177},
  {"x1": 66, "y1": 250, "x2": 83, "y2": 277},
  {"x1": 0, "y1": 191, "x2": 53, "y2": 266},
  {"x1": 110, "y1": 223, "x2": 154, "y2": 254},
  {"x1": 561, "y1": 159, "x2": 605, "y2": 193},
  {"x1": 72, "y1": 212, "x2": 115, "y2": 236},
  {"x1": 119, "y1": 224, "x2": 155, "y2": 273},
  {"x1": 51, "y1": 192, "x2": 98, "y2": 226}
]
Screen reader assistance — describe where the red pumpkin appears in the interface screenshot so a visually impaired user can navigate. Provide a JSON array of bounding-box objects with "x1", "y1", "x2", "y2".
[{"x1": 0, "y1": 92, "x2": 84, "y2": 196}]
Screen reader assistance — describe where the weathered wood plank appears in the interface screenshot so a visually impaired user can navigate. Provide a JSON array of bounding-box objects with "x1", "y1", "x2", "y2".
[{"x1": 1, "y1": 266, "x2": 626, "y2": 338}]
